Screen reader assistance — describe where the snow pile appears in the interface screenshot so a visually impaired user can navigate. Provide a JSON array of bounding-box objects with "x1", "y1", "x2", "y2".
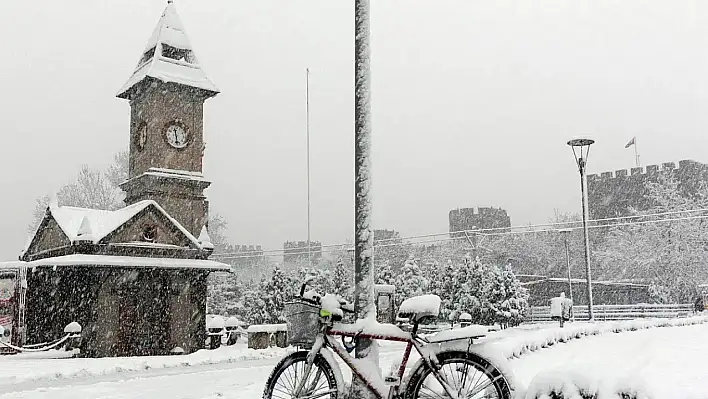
[
  {"x1": 206, "y1": 316, "x2": 224, "y2": 330},
  {"x1": 332, "y1": 314, "x2": 410, "y2": 340},
  {"x1": 246, "y1": 324, "x2": 286, "y2": 333},
  {"x1": 477, "y1": 315, "x2": 708, "y2": 360},
  {"x1": 525, "y1": 368, "x2": 653, "y2": 399},
  {"x1": 427, "y1": 324, "x2": 488, "y2": 343},
  {"x1": 320, "y1": 294, "x2": 344, "y2": 318},
  {"x1": 0, "y1": 343, "x2": 290, "y2": 386}
]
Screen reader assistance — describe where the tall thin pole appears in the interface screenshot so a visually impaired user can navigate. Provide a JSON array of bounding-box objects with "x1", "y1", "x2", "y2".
[
  {"x1": 579, "y1": 158, "x2": 594, "y2": 320},
  {"x1": 562, "y1": 232, "x2": 574, "y2": 322},
  {"x1": 306, "y1": 68, "x2": 312, "y2": 268},
  {"x1": 353, "y1": 0, "x2": 377, "y2": 397},
  {"x1": 634, "y1": 137, "x2": 640, "y2": 167}
]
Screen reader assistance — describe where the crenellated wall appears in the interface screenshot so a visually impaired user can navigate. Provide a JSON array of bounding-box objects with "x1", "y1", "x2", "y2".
[
  {"x1": 283, "y1": 240, "x2": 323, "y2": 266},
  {"x1": 449, "y1": 206, "x2": 511, "y2": 237},
  {"x1": 587, "y1": 159, "x2": 708, "y2": 220}
]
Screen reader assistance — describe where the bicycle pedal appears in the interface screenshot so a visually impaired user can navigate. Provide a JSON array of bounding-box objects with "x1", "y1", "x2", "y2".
[{"x1": 384, "y1": 375, "x2": 400, "y2": 386}]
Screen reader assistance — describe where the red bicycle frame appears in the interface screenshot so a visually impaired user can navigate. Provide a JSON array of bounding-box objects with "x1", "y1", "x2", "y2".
[{"x1": 323, "y1": 325, "x2": 426, "y2": 399}]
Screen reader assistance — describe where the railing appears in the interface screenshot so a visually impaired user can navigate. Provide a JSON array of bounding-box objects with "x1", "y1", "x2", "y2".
[{"x1": 526, "y1": 303, "x2": 695, "y2": 323}]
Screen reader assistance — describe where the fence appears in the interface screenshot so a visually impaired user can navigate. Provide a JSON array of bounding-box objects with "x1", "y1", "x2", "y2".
[{"x1": 526, "y1": 303, "x2": 695, "y2": 323}]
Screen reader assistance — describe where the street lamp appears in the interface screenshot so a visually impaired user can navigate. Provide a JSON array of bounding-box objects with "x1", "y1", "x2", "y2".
[
  {"x1": 353, "y1": 0, "x2": 376, "y2": 396},
  {"x1": 567, "y1": 138, "x2": 595, "y2": 320},
  {"x1": 558, "y1": 228, "x2": 574, "y2": 322}
]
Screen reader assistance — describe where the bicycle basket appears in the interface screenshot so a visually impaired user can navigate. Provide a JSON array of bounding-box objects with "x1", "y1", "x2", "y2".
[{"x1": 284, "y1": 299, "x2": 320, "y2": 347}]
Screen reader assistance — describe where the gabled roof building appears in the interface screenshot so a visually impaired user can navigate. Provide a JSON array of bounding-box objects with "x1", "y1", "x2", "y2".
[{"x1": 14, "y1": 2, "x2": 231, "y2": 357}]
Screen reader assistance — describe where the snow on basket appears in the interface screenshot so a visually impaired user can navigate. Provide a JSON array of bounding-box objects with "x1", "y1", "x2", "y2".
[
  {"x1": 64, "y1": 321, "x2": 81, "y2": 334},
  {"x1": 398, "y1": 294, "x2": 441, "y2": 318}
]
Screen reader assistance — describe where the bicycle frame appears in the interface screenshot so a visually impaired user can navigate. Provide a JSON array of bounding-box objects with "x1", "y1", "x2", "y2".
[{"x1": 295, "y1": 323, "x2": 461, "y2": 399}]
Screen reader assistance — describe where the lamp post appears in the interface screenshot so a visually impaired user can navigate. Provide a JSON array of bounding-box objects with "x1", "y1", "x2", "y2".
[
  {"x1": 558, "y1": 228, "x2": 574, "y2": 322},
  {"x1": 567, "y1": 138, "x2": 595, "y2": 320},
  {"x1": 353, "y1": 0, "x2": 376, "y2": 396}
]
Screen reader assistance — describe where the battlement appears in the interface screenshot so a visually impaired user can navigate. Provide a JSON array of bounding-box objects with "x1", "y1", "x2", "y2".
[
  {"x1": 587, "y1": 159, "x2": 701, "y2": 181},
  {"x1": 284, "y1": 240, "x2": 322, "y2": 251},
  {"x1": 587, "y1": 159, "x2": 708, "y2": 221},
  {"x1": 374, "y1": 229, "x2": 399, "y2": 242},
  {"x1": 449, "y1": 206, "x2": 509, "y2": 218},
  {"x1": 449, "y1": 206, "x2": 511, "y2": 235},
  {"x1": 283, "y1": 240, "x2": 323, "y2": 266}
]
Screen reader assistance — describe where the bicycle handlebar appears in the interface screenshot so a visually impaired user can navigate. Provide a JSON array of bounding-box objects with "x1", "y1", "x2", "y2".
[{"x1": 299, "y1": 279, "x2": 355, "y2": 314}]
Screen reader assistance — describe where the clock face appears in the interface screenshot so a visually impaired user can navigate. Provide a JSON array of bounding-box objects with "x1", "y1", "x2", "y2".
[
  {"x1": 136, "y1": 123, "x2": 147, "y2": 151},
  {"x1": 165, "y1": 123, "x2": 188, "y2": 148}
]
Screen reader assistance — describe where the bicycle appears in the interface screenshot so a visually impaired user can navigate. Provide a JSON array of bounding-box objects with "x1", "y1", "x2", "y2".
[{"x1": 262, "y1": 281, "x2": 513, "y2": 399}]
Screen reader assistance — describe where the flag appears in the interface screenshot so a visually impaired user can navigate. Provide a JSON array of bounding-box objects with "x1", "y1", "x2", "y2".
[{"x1": 625, "y1": 137, "x2": 636, "y2": 148}]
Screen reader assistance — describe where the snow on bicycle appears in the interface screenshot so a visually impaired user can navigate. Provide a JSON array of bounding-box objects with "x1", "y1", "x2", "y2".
[{"x1": 262, "y1": 280, "x2": 516, "y2": 399}]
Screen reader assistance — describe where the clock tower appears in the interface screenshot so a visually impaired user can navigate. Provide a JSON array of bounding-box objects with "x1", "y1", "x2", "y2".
[{"x1": 117, "y1": 1, "x2": 219, "y2": 237}]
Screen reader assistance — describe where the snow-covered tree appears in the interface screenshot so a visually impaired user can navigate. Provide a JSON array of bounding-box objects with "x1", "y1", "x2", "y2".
[
  {"x1": 482, "y1": 264, "x2": 528, "y2": 328},
  {"x1": 394, "y1": 256, "x2": 429, "y2": 307},
  {"x1": 243, "y1": 265, "x2": 296, "y2": 324},
  {"x1": 332, "y1": 258, "x2": 354, "y2": 301},
  {"x1": 375, "y1": 260, "x2": 395, "y2": 286}
]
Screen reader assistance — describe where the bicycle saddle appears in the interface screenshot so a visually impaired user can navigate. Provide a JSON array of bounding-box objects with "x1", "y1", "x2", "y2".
[{"x1": 397, "y1": 294, "x2": 441, "y2": 323}]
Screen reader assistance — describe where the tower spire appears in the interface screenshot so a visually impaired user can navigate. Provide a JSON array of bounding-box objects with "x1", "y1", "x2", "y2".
[{"x1": 117, "y1": 2, "x2": 218, "y2": 100}]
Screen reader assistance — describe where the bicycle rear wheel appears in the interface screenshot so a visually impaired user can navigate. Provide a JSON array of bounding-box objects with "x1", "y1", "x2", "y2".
[
  {"x1": 263, "y1": 350, "x2": 339, "y2": 399},
  {"x1": 404, "y1": 351, "x2": 511, "y2": 399}
]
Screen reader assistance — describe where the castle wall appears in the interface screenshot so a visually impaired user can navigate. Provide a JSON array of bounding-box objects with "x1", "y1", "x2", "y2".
[
  {"x1": 449, "y1": 207, "x2": 511, "y2": 236},
  {"x1": 587, "y1": 159, "x2": 708, "y2": 220}
]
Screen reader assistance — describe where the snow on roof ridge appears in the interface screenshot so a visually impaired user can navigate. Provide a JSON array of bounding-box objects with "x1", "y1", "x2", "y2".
[{"x1": 148, "y1": 167, "x2": 204, "y2": 177}]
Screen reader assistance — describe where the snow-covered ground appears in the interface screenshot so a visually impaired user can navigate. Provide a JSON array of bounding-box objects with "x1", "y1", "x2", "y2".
[{"x1": 0, "y1": 319, "x2": 706, "y2": 398}]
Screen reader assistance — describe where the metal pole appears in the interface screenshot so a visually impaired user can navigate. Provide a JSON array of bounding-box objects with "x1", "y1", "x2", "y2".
[
  {"x1": 353, "y1": 0, "x2": 377, "y2": 396},
  {"x1": 306, "y1": 68, "x2": 312, "y2": 268},
  {"x1": 562, "y1": 232, "x2": 574, "y2": 322},
  {"x1": 579, "y1": 158, "x2": 594, "y2": 320}
]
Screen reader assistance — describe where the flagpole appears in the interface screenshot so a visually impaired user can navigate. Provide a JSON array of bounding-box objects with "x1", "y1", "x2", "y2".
[
  {"x1": 306, "y1": 68, "x2": 311, "y2": 268},
  {"x1": 634, "y1": 137, "x2": 640, "y2": 167}
]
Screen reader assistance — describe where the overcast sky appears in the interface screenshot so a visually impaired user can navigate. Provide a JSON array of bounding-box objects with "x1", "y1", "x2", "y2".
[{"x1": 1, "y1": 1, "x2": 708, "y2": 259}]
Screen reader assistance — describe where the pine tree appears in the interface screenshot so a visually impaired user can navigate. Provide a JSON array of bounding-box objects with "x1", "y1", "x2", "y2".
[
  {"x1": 375, "y1": 260, "x2": 395, "y2": 285},
  {"x1": 437, "y1": 259, "x2": 459, "y2": 321},
  {"x1": 244, "y1": 265, "x2": 296, "y2": 324},
  {"x1": 394, "y1": 256, "x2": 429, "y2": 307},
  {"x1": 332, "y1": 258, "x2": 354, "y2": 301}
]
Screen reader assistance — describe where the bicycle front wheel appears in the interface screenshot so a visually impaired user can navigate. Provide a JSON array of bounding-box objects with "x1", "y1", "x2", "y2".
[
  {"x1": 405, "y1": 351, "x2": 511, "y2": 399},
  {"x1": 263, "y1": 351, "x2": 339, "y2": 399}
]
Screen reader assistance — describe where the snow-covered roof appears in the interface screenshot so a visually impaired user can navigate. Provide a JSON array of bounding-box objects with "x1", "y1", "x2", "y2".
[
  {"x1": 47, "y1": 200, "x2": 202, "y2": 248},
  {"x1": 26, "y1": 254, "x2": 232, "y2": 272},
  {"x1": 0, "y1": 261, "x2": 25, "y2": 271},
  {"x1": 117, "y1": 2, "x2": 218, "y2": 98},
  {"x1": 142, "y1": 168, "x2": 207, "y2": 182}
]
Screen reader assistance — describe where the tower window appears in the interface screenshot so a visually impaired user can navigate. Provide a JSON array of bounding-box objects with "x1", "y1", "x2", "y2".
[
  {"x1": 161, "y1": 44, "x2": 195, "y2": 64},
  {"x1": 142, "y1": 225, "x2": 157, "y2": 242},
  {"x1": 139, "y1": 47, "x2": 156, "y2": 65}
]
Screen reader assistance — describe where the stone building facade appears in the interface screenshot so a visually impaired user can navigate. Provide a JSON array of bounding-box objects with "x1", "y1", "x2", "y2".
[{"x1": 14, "y1": 3, "x2": 231, "y2": 357}]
